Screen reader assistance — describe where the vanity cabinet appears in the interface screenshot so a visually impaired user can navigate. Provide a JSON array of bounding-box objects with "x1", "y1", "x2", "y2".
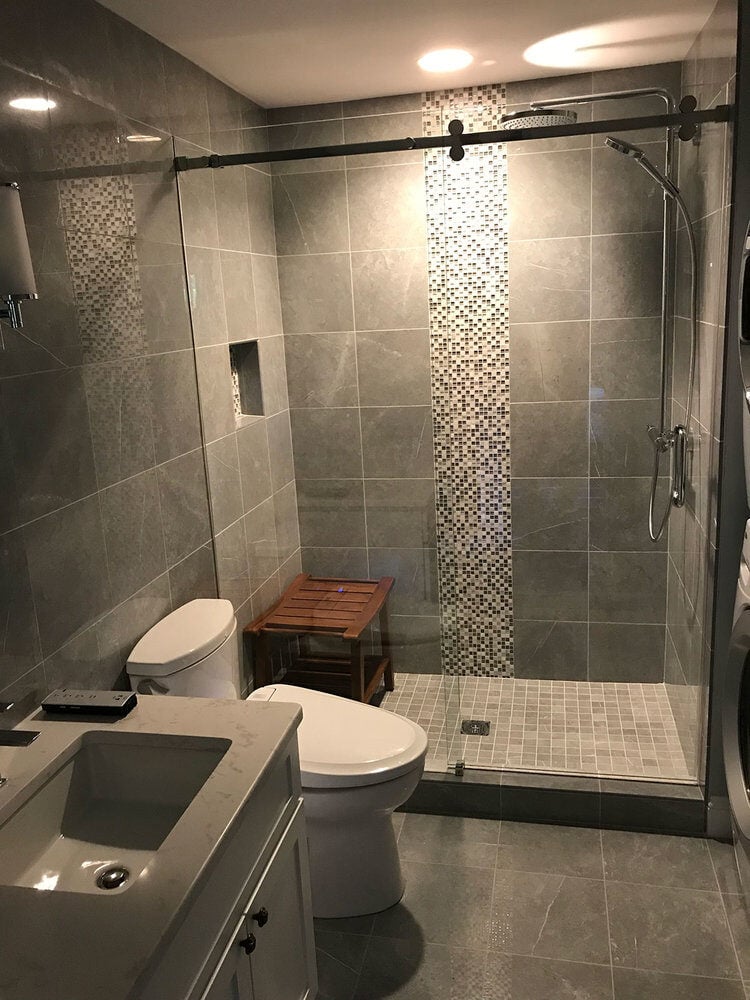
[{"x1": 200, "y1": 805, "x2": 316, "y2": 1000}]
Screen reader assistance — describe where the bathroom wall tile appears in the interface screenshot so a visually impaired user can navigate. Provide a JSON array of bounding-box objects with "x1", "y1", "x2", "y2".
[
  {"x1": 361, "y1": 406, "x2": 434, "y2": 478},
  {"x1": 505, "y1": 71, "x2": 593, "y2": 107},
  {"x1": 278, "y1": 549, "x2": 303, "y2": 593},
  {"x1": 267, "y1": 118, "x2": 345, "y2": 174},
  {"x1": 291, "y1": 408, "x2": 362, "y2": 480},
  {"x1": 206, "y1": 435, "x2": 243, "y2": 533},
  {"x1": 139, "y1": 262, "x2": 193, "y2": 354},
  {"x1": 383, "y1": 615, "x2": 442, "y2": 674},
  {"x1": 246, "y1": 167, "x2": 277, "y2": 255},
  {"x1": 83, "y1": 356, "x2": 155, "y2": 490},
  {"x1": 221, "y1": 251, "x2": 257, "y2": 343},
  {"x1": 177, "y1": 166, "x2": 218, "y2": 248},
  {"x1": 297, "y1": 479, "x2": 366, "y2": 548},
  {"x1": 0, "y1": 272, "x2": 81, "y2": 378},
  {"x1": 101, "y1": 469, "x2": 166, "y2": 604},
  {"x1": 352, "y1": 247, "x2": 429, "y2": 331},
  {"x1": 364, "y1": 479, "x2": 436, "y2": 549},
  {"x1": 38, "y1": 0, "x2": 115, "y2": 107},
  {"x1": 272, "y1": 171, "x2": 349, "y2": 255},
  {"x1": 589, "y1": 551, "x2": 667, "y2": 623},
  {"x1": 356, "y1": 329, "x2": 431, "y2": 406},
  {"x1": 590, "y1": 61, "x2": 682, "y2": 141},
  {"x1": 589, "y1": 623, "x2": 665, "y2": 681},
  {"x1": 163, "y1": 48, "x2": 210, "y2": 138},
  {"x1": 513, "y1": 620, "x2": 588, "y2": 680},
  {"x1": 589, "y1": 399, "x2": 660, "y2": 477},
  {"x1": 258, "y1": 336, "x2": 289, "y2": 416},
  {"x1": 131, "y1": 174, "x2": 183, "y2": 248},
  {"x1": 511, "y1": 478, "x2": 588, "y2": 550},
  {"x1": 24, "y1": 495, "x2": 112, "y2": 657},
  {"x1": 1, "y1": 369, "x2": 97, "y2": 525},
  {"x1": 273, "y1": 481, "x2": 301, "y2": 562},
  {"x1": 250, "y1": 571, "x2": 281, "y2": 620},
  {"x1": 98, "y1": 574, "x2": 172, "y2": 671},
  {"x1": 278, "y1": 253, "x2": 354, "y2": 333},
  {"x1": 168, "y1": 543, "x2": 217, "y2": 608},
  {"x1": 368, "y1": 548, "x2": 439, "y2": 617},
  {"x1": 205, "y1": 75, "x2": 245, "y2": 132},
  {"x1": 510, "y1": 402, "x2": 588, "y2": 477},
  {"x1": 508, "y1": 148, "x2": 591, "y2": 240},
  {"x1": 344, "y1": 93, "x2": 421, "y2": 117},
  {"x1": 347, "y1": 164, "x2": 426, "y2": 250},
  {"x1": 185, "y1": 246, "x2": 229, "y2": 347},
  {"x1": 592, "y1": 141, "x2": 666, "y2": 235},
  {"x1": 301, "y1": 547, "x2": 369, "y2": 578},
  {"x1": 157, "y1": 449, "x2": 212, "y2": 566},
  {"x1": 590, "y1": 316, "x2": 662, "y2": 345},
  {"x1": 244, "y1": 496, "x2": 279, "y2": 591},
  {"x1": 509, "y1": 237, "x2": 590, "y2": 323},
  {"x1": 285, "y1": 332, "x2": 358, "y2": 408},
  {"x1": 251, "y1": 254, "x2": 284, "y2": 338},
  {"x1": 590, "y1": 477, "x2": 667, "y2": 551},
  {"x1": 591, "y1": 232, "x2": 663, "y2": 319},
  {"x1": 666, "y1": 560, "x2": 702, "y2": 683},
  {"x1": 213, "y1": 164, "x2": 251, "y2": 253},
  {"x1": 509, "y1": 321, "x2": 589, "y2": 402},
  {"x1": 266, "y1": 411, "x2": 295, "y2": 492},
  {"x1": 513, "y1": 551, "x2": 588, "y2": 621},
  {"x1": 590, "y1": 335, "x2": 661, "y2": 400},
  {"x1": 147, "y1": 350, "x2": 202, "y2": 463},
  {"x1": 344, "y1": 110, "x2": 423, "y2": 167},
  {"x1": 237, "y1": 420, "x2": 273, "y2": 512},
  {"x1": 214, "y1": 518, "x2": 251, "y2": 610},
  {"x1": 195, "y1": 345, "x2": 236, "y2": 443},
  {"x1": 268, "y1": 102, "x2": 342, "y2": 124},
  {"x1": 44, "y1": 618, "x2": 123, "y2": 693},
  {"x1": 0, "y1": 529, "x2": 41, "y2": 690}
]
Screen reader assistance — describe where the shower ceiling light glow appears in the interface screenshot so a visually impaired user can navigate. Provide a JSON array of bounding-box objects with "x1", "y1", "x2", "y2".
[
  {"x1": 9, "y1": 97, "x2": 56, "y2": 112},
  {"x1": 417, "y1": 48, "x2": 473, "y2": 73},
  {"x1": 125, "y1": 134, "x2": 162, "y2": 142}
]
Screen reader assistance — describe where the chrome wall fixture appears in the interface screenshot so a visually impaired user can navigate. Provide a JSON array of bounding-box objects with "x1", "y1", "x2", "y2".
[{"x1": 0, "y1": 181, "x2": 38, "y2": 334}]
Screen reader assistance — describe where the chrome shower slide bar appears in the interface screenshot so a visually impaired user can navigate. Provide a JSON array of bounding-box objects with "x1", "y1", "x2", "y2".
[{"x1": 174, "y1": 104, "x2": 732, "y2": 171}]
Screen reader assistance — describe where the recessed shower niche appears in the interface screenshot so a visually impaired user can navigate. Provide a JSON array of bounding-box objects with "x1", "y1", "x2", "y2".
[{"x1": 229, "y1": 340, "x2": 264, "y2": 423}]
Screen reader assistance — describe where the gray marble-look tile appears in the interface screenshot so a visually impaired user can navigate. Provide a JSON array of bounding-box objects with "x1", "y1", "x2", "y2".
[
  {"x1": 237, "y1": 420, "x2": 273, "y2": 513},
  {"x1": 497, "y1": 823, "x2": 604, "y2": 879},
  {"x1": 509, "y1": 237, "x2": 590, "y2": 323},
  {"x1": 291, "y1": 408, "x2": 362, "y2": 480},
  {"x1": 343, "y1": 93, "x2": 421, "y2": 117},
  {"x1": 368, "y1": 547, "x2": 438, "y2": 617},
  {"x1": 709, "y1": 841, "x2": 743, "y2": 896},
  {"x1": 602, "y1": 830, "x2": 717, "y2": 889},
  {"x1": 491, "y1": 871, "x2": 610, "y2": 964},
  {"x1": 356, "y1": 329, "x2": 431, "y2": 406},
  {"x1": 195, "y1": 344, "x2": 236, "y2": 443},
  {"x1": 384, "y1": 614, "x2": 442, "y2": 673},
  {"x1": 301, "y1": 547, "x2": 369, "y2": 579},
  {"x1": 168, "y1": 543, "x2": 217, "y2": 608},
  {"x1": 185, "y1": 246, "x2": 229, "y2": 347},
  {"x1": 485, "y1": 954, "x2": 614, "y2": 1000},
  {"x1": 398, "y1": 813, "x2": 500, "y2": 869},
  {"x1": 612, "y1": 968, "x2": 743, "y2": 1000},
  {"x1": 606, "y1": 882, "x2": 738, "y2": 978},
  {"x1": 273, "y1": 481, "x2": 300, "y2": 562},
  {"x1": 138, "y1": 262, "x2": 193, "y2": 354},
  {"x1": 510, "y1": 321, "x2": 589, "y2": 402},
  {"x1": 206, "y1": 434, "x2": 243, "y2": 533},
  {"x1": 589, "y1": 552, "x2": 667, "y2": 624},
  {"x1": 510, "y1": 402, "x2": 589, "y2": 477},
  {"x1": 285, "y1": 332, "x2": 358, "y2": 408},
  {"x1": 361, "y1": 406, "x2": 434, "y2": 478},
  {"x1": 43, "y1": 618, "x2": 123, "y2": 694},
  {"x1": 245, "y1": 167, "x2": 277, "y2": 256},
  {"x1": 315, "y1": 930, "x2": 367, "y2": 1000},
  {"x1": 511, "y1": 477, "x2": 588, "y2": 550},
  {"x1": 590, "y1": 336, "x2": 661, "y2": 401},
  {"x1": 591, "y1": 232, "x2": 663, "y2": 319},
  {"x1": 590, "y1": 477, "x2": 667, "y2": 551},
  {"x1": 100, "y1": 469, "x2": 166, "y2": 605},
  {"x1": 513, "y1": 551, "x2": 588, "y2": 621},
  {"x1": 351, "y1": 247, "x2": 428, "y2": 331},
  {"x1": 251, "y1": 253, "x2": 284, "y2": 338},
  {"x1": 147, "y1": 350, "x2": 202, "y2": 463},
  {"x1": 266, "y1": 411, "x2": 295, "y2": 492},
  {"x1": 0, "y1": 528, "x2": 41, "y2": 690},
  {"x1": 347, "y1": 163, "x2": 426, "y2": 251},
  {"x1": 724, "y1": 893, "x2": 750, "y2": 980},
  {"x1": 244, "y1": 496, "x2": 279, "y2": 591},
  {"x1": 590, "y1": 399, "x2": 660, "y2": 477},
  {"x1": 588, "y1": 623, "x2": 665, "y2": 683},
  {"x1": 157, "y1": 449, "x2": 212, "y2": 566},
  {"x1": 267, "y1": 118, "x2": 345, "y2": 173},
  {"x1": 273, "y1": 171, "x2": 349, "y2": 255},
  {"x1": 278, "y1": 253, "x2": 354, "y2": 333},
  {"x1": 513, "y1": 620, "x2": 588, "y2": 681},
  {"x1": 24, "y1": 495, "x2": 112, "y2": 658},
  {"x1": 297, "y1": 479, "x2": 366, "y2": 548},
  {"x1": 214, "y1": 518, "x2": 251, "y2": 611},
  {"x1": 508, "y1": 148, "x2": 591, "y2": 240},
  {"x1": 258, "y1": 336, "x2": 290, "y2": 415},
  {"x1": 592, "y1": 141, "x2": 666, "y2": 235},
  {"x1": 177, "y1": 164, "x2": 218, "y2": 248},
  {"x1": 344, "y1": 110, "x2": 423, "y2": 168},
  {"x1": 221, "y1": 251, "x2": 257, "y2": 343},
  {"x1": 164, "y1": 48, "x2": 209, "y2": 139},
  {"x1": 354, "y1": 939, "x2": 487, "y2": 1000},
  {"x1": 364, "y1": 479, "x2": 436, "y2": 549},
  {"x1": 214, "y1": 163, "x2": 251, "y2": 252}
]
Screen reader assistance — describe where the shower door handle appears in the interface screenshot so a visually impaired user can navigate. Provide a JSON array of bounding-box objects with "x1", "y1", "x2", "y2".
[{"x1": 738, "y1": 222, "x2": 750, "y2": 415}]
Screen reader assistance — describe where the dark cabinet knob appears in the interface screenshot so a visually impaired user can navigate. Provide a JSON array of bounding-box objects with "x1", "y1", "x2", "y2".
[
  {"x1": 252, "y1": 907, "x2": 269, "y2": 927},
  {"x1": 239, "y1": 934, "x2": 256, "y2": 955}
]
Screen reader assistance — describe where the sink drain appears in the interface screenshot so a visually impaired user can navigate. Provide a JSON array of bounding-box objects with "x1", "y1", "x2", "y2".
[{"x1": 96, "y1": 865, "x2": 129, "y2": 890}]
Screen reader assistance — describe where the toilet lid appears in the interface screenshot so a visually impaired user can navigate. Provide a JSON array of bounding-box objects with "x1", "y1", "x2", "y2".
[
  {"x1": 126, "y1": 599, "x2": 235, "y2": 676},
  {"x1": 247, "y1": 685, "x2": 428, "y2": 788}
]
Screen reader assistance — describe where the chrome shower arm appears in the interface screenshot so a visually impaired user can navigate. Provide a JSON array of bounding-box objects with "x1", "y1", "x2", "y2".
[{"x1": 530, "y1": 88, "x2": 676, "y2": 114}]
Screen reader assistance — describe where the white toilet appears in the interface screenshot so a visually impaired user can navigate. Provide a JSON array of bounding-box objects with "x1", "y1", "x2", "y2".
[{"x1": 126, "y1": 599, "x2": 427, "y2": 918}]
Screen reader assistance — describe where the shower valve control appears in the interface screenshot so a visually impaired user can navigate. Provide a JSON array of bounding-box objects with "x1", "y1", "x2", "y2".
[
  {"x1": 252, "y1": 907, "x2": 269, "y2": 927},
  {"x1": 239, "y1": 934, "x2": 256, "y2": 955}
]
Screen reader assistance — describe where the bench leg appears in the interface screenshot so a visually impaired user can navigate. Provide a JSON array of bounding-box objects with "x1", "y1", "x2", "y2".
[
  {"x1": 379, "y1": 606, "x2": 395, "y2": 692},
  {"x1": 253, "y1": 633, "x2": 274, "y2": 688},
  {"x1": 350, "y1": 640, "x2": 365, "y2": 702}
]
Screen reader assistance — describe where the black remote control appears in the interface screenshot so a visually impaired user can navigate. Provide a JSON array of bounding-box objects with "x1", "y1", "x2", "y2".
[{"x1": 41, "y1": 689, "x2": 138, "y2": 717}]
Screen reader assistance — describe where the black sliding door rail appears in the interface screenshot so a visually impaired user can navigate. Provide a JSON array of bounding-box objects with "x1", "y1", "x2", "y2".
[{"x1": 174, "y1": 105, "x2": 733, "y2": 171}]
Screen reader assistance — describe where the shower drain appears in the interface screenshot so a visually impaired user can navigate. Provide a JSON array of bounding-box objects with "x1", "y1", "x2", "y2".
[
  {"x1": 461, "y1": 719, "x2": 490, "y2": 736},
  {"x1": 96, "y1": 865, "x2": 130, "y2": 890}
]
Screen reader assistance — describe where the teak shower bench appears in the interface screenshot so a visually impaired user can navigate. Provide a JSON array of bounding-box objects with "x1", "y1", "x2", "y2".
[{"x1": 245, "y1": 573, "x2": 395, "y2": 703}]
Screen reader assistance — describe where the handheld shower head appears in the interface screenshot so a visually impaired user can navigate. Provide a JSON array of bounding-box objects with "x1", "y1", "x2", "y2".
[{"x1": 605, "y1": 135, "x2": 680, "y2": 199}]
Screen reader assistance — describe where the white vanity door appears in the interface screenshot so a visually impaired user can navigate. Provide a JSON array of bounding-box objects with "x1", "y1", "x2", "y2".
[{"x1": 200, "y1": 916, "x2": 256, "y2": 1000}]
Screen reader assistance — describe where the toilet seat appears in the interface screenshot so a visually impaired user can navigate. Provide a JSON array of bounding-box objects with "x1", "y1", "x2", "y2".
[{"x1": 247, "y1": 685, "x2": 427, "y2": 789}]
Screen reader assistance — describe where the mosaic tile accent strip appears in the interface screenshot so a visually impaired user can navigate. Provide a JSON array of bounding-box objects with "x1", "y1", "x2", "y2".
[
  {"x1": 423, "y1": 85, "x2": 513, "y2": 676},
  {"x1": 382, "y1": 673, "x2": 692, "y2": 781}
]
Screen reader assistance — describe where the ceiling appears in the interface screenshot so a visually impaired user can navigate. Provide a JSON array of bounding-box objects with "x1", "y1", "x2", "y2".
[{"x1": 99, "y1": 0, "x2": 719, "y2": 108}]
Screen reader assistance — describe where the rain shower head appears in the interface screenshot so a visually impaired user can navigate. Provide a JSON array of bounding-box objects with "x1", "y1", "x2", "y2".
[
  {"x1": 501, "y1": 108, "x2": 577, "y2": 129},
  {"x1": 605, "y1": 135, "x2": 680, "y2": 199}
]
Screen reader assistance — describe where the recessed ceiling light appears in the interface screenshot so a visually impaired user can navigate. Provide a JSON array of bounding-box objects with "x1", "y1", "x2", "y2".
[
  {"x1": 125, "y1": 134, "x2": 162, "y2": 143},
  {"x1": 417, "y1": 48, "x2": 473, "y2": 73},
  {"x1": 9, "y1": 97, "x2": 56, "y2": 112}
]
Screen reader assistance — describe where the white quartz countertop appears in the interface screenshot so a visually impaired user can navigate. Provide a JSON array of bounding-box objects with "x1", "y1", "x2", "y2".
[{"x1": 0, "y1": 695, "x2": 302, "y2": 1000}]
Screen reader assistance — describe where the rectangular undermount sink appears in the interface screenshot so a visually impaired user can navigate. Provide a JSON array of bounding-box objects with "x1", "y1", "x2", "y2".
[{"x1": 0, "y1": 731, "x2": 229, "y2": 894}]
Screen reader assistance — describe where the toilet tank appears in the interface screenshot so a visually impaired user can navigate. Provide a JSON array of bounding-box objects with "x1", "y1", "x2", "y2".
[{"x1": 126, "y1": 599, "x2": 240, "y2": 699}]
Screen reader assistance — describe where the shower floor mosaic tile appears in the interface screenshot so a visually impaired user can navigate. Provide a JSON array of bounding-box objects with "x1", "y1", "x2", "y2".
[{"x1": 381, "y1": 674, "x2": 692, "y2": 781}]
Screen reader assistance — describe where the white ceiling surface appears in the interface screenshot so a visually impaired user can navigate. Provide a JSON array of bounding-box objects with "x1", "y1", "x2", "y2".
[{"x1": 99, "y1": 0, "x2": 718, "y2": 108}]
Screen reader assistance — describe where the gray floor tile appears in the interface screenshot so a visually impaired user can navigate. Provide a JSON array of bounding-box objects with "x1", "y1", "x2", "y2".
[
  {"x1": 491, "y1": 871, "x2": 610, "y2": 965},
  {"x1": 606, "y1": 882, "x2": 739, "y2": 978},
  {"x1": 484, "y1": 953, "x2": 613, "y2": 999},
  {"x1": 399, "y1": 814, "x2": 500, "y2": 868},
  {"x1": 725, "y1": 893, "x2": 750, "y2": 980},
  {"x1": 393, "y1": 812, "x2": 405, "y2": 838},
  {"x1": 497, "y1": 823, "x2": 604, "y2": 879},
  {"x1": 372, "y1": 861, "x2": 494, "y2": 948},
  {"x1": 710, "y1": 841, "x2": 744, "y2": 895},
  {"x1": 315, "y1": 914, "x2": 375, "y2": 937},
  {"x1": 602, "y1": 830, "x2": 717, "y2": 889},
  {"x1": 612, "y1": 968, "x2": 744, "y2": 999},
  {"x1": 316, "y1": 931, "x2": 369, "y2": 1000},
  {"x1": 353, "y1": 939, "x2": 487, "y2": 1000}
]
